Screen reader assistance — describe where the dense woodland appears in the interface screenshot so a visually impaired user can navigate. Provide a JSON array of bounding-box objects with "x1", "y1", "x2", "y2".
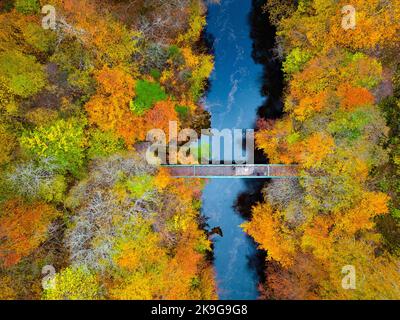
[
  {"x1": 243, "y1": 0, "x2": 400, "y2": 299},
  {"x1": 0, "y1": 0, "x2": 216, "y2": 299},
  {"x1": 2, "y1": 0, "x2": 400, "y2": 301}
]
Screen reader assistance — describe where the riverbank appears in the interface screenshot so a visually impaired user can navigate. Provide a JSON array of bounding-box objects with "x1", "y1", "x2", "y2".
[{"x1": 244, "y1": 0, "x2": 400, "y2": 299}]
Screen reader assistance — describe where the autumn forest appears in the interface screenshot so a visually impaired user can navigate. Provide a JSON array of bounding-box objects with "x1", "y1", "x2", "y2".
[{"x1": 1, "y1": 0, "x2": 400, "y2": 302}]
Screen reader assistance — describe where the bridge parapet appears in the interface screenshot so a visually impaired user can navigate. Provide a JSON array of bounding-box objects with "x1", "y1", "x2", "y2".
[{"x1": 161, "y1": 164, "x2": 299, "y2": 179}]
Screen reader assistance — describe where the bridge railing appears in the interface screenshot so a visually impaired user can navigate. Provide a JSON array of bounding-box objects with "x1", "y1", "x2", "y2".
[{"x1": 161, "y1": 164, "x2": 299, "y2": 179}]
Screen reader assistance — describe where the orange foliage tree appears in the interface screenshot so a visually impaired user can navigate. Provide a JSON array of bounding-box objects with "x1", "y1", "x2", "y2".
[
  {"x1": 242, "y1": 203, "x2": 296, "y2": 268},
  {"x1": 337, "y1": 84, "x2": 375, "y2": 111},
  {"x1": 85, "y1": 66, "x2": 144, "y2": 146},
  {"x1": 0, "y1": 199, "x2": 59, "y2": 267},
  {"x1": 143, "y1": 100, "x2": 179, "y2": 137},
  {"x1": 301, "y1": 133, "x2": 335, "y2": 169},
  {"x1": 245, "y1": 0, "x2": 399, "y2": 299}
]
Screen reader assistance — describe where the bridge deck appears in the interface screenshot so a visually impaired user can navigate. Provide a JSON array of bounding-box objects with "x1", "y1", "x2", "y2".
[{"x1": 162, "y1": 164, "x2": 298, "y2": 179}]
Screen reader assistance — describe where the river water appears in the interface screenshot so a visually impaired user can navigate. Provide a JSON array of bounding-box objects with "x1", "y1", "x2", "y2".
[{"x1": 201, "y1": 0, "x2": 266, "y2": 300}]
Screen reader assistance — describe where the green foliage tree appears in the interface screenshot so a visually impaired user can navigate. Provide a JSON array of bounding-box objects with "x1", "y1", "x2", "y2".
[
  {"x1": 50, "y1": 39, "x2": 95, "y2": 95},
  {"x1": 20, "y1": 118, "x2": 87, "y2": 177},
  {"x1": 130, "y1": 80, "x2": 167, "y2": 115},
  {"x1": 328, "y1": 108, "x2": 374, "y2": 142},
  {"x1": 14, "y1": 0, "x2": 40, "y2": 14},
  {"x1": 87, "y1": 129, "x2": 125, "y2": 160},
  {"x1": 175, "y1": 105, "x2": 190, "y2": 121},
  {"x1": 124, "y1": 174, "x2": 155, "y2": 199},
  {"x1": 376, "y1": 68, "x2": 400, "y2": 229},
  {"x1": 177, "y1": 1, "x2": 206, "y2": 45},
  {"x1": 189, "y1": 54, "x2": 214, "y2": 100},
  {"x1": 0, "y1": 50, "x2": 46, "y2": 98},
  {"x1": 43, "y1": 266, "x2": 101, "y2": 300},
  {"x1": 0, "y1": 121, "x2": 16, "y2": 165},
  {"x1": 21, "y1": 22, "x2": 56, "y2": 54},
  {"x1": 283, "y1": 48, "x2": 312, "y2": 76}
]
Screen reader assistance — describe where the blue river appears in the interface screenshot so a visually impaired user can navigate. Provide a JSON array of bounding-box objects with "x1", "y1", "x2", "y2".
[{"x1": 201, "y1": 0, "x2": 266, "y2": 300}]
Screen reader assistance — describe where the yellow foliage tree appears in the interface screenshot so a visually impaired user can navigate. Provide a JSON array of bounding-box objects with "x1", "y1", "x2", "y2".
[
  {"x1": 242, "y1": 203, "x2": 296, "y2": 267},
  {"x1": 301, "y1": 133, "x2": 335, "y2": 169}
]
